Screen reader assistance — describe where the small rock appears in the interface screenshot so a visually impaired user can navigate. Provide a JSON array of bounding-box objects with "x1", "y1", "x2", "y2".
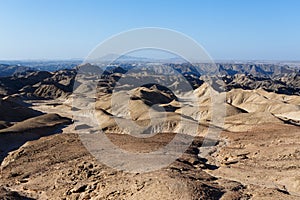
[
  {"x1": 223, "y1": 159, "x2": 239, "y2": 165},
  {"x1": 71, "y1": 184, "x2": 87, "y2": 193}
]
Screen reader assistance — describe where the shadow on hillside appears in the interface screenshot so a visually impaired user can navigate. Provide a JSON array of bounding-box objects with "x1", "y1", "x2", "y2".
[
  {"x1": 0, "y1": 186, "x2": 36, "y2": 200},
  {"x1": 0, "y1": 124, "x2": 68, "y2": 164}
]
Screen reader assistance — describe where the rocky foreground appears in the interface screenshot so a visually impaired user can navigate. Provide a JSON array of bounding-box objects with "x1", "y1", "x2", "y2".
[{"x1": 1, "y1": 120, "x2": 299, "y2": 199}]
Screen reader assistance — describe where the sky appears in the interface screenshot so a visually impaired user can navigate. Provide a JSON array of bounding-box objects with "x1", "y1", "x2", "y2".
[{"x1": 0, "y1": 0, "x2": 300, "y2": 60}]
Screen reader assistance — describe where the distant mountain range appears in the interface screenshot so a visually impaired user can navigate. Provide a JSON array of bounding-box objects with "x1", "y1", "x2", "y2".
[
  {"x1": 0, "y1": 64, "x2": 34, "y2": 77},
  {"x1": 1, "y1": 59, "x2": 299, "y2": 77},
  {"x1": 216, "y1": 63, "x2": 298, "y2": 77},
  {"x1": 0, "y1": 60, "x2": 81, "y2": 76},
  {"x1": 0, "y1": 60, "x2": 299, "y2": 96}
]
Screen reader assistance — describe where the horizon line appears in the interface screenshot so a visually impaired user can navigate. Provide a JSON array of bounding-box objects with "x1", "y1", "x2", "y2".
[{"x1": 1, "y1": 58, "x2": 300, "y2": 63}]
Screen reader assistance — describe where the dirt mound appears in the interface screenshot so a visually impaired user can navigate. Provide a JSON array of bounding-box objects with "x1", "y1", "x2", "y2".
[
  {"x1": 225, "y1": 88, "x2": 300, "y2": 130},
  {"x1": 131, "y1": 84, "x2": 177, "y2": 106},
  {"x1": 0, "y1": 113, "x2": 71, "y2": 133}
]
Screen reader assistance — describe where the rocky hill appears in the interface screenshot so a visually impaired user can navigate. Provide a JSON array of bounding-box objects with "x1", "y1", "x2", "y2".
[{"x1": 0, "y1": 69, "x2": 76, "y2": 98}]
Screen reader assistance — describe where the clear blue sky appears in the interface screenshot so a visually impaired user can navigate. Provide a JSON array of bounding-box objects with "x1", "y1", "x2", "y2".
[{"x1": 1, "y1": 0, "x2": 300, "y2": 60}]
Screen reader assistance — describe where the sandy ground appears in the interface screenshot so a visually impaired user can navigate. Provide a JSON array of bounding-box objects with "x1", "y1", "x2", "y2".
[{"x1": 206, "y1": 123, "x2": 300, "y2": 199}]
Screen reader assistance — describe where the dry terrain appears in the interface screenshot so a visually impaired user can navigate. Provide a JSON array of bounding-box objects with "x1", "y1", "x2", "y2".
[{"x1": 0, "y1": 65, "x2": 299, "y2": 199}]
